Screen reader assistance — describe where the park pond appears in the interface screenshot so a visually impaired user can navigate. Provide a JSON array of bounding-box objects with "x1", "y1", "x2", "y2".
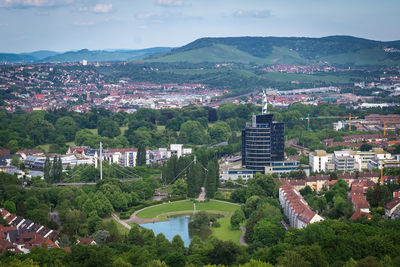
[{"x1": 140, "y1": 214, "x2": 211, "y2": 247}]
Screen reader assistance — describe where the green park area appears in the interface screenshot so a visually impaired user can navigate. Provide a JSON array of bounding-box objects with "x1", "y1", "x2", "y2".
[
  {"x1": 135, "y1": 200, "x2": 242, "y2": 244},
  {"x1": 136, "y1": 200, "x2": 239, "y2": 218}
]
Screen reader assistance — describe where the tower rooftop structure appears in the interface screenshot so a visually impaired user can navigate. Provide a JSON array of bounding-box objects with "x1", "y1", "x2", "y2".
[{"x1": 241, "y1": 94, "x2": 284, "y2": 173}]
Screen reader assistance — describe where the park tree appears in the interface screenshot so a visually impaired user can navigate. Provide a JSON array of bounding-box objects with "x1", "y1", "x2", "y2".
[
  {"x1": 277, "y1": 251, "x2": 311, "y2": 267},
  {"x1": 205, "y1": 160, "x2": 218, "y2": 198},
  {"x1": 6, "y1": 140, "x2": 19, "y2": 154},
  {"x1": 247, "y1": 173, "x2": 277, "y2": 198},
  {"x1": 172, "y1": 235, "x2": 185, "y2": 253},
  {"x1": 230, "y1": 209, "x2": 245, "y2": 230},
  {"x1": 178, "y1": 120, "x2": 207, "y2": 145},
  {"x1": 231, "y1": 188, "x2": 247, "y2": 203},
  {"x1": 366, "y1": 183, "x2": 392, "y2": 208},
  {"x1": 208, "y1": 121, "x2": 231, "y2": 143},
  {"x1": 217, "y1": 103, "x2": 237, "y2": 120},
  {"x1": 187, "y1": 163, "x2": 204, "y2": 198},
  {"x1": 11, "y1": 156, "x2": 20, "y2": 167},
  {"x1": 4, "y1": 200, "x2": 16, "y2": 213},
  {"x1": 171, "y1": 178, "x2": 187, "y2": 196},
  {"x1": 98, "y1": 118, "x2": 121, "y2": 138},
  {"x1": 55, "y1": 116, "x2": 78, "y2": 141},
  {"x1": 252, "y1": 217, "x2": 285, "y2": 246},
  {"x1": 359, "y1": 143, "x2": 373, "y2": 151},
  {"x1": 136, "y1": 144, "x2": 146, "y2": 166}
]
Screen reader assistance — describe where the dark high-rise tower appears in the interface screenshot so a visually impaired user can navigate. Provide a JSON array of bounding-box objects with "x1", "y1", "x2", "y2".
[{"x1": 241, "y1": 90, "x2": 284, "y2": 173}]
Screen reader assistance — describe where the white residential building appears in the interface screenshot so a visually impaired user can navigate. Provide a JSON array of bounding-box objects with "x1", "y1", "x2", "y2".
[
  {"x1": 333, "y1": 150, "x2": 356, "y2": 172},
  {"x1": 279, "y1": 182, "x2": 324, "y2": 229},
  {"x1": 309, "y1": 150, "x2": 333, "y2": 173}
]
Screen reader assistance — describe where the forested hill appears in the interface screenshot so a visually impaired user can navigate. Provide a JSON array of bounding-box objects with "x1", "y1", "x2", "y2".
[
  {"x1": 0, "y1": 47, "x2": 172, "y2": 63},
  {"x1": 144, "y1": 36, "x2": 400, "y2": 66}
]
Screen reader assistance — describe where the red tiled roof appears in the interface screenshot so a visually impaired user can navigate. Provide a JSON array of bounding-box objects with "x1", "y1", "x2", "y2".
[
  {"x1": 79, "y1": 237, "x2": 96, "y2": 245},
  {"x1": 0, "y1": 150, "x2": 10, "y2": 156},
  {"x1": 385, "y1": 198, "x2": 400, "y2": 210},
  {"x1": 105, "y1": 148, "x2": 137, "y2": 153},
  {"x1": 280, "y1": 182, "x2": 317, "y2": 224},
  {"x1": 350, "y1": 210, "x2": 372, "y2": 221},
  {"x1": 0, "y1": 239, "x2": 23, "y2": 254}
]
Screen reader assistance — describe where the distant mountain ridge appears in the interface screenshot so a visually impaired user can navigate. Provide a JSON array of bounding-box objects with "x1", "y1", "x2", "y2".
[
  {"x1": 0, "y1": 47, "x2": 172, "y2": 63},
  {"x1": 144, "y1": 35, "x2": 400, "y2": 66},
  {"x1": 2, "y1": 36, "x2": 400, "y2": 65}
]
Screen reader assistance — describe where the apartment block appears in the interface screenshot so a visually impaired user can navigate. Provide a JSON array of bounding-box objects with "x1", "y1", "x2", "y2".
[{"x1": 279, "y1": 182, "x2": 324, "y2": 229}]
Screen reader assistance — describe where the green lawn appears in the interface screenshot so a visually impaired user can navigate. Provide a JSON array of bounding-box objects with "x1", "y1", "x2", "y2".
[
  {"x1": 66, "y1": 141, "x2": 76, "y2": 147},
  {"x1": 211, "y1": 216, "x2": 241, "y2": 245},
  {"x1": 156, "y1": 125, "x2": 165, "y2": 131},
  {"x1": 36, "y1": 144, "x2": 50, "y2": 153},
  {"x1": 136, "y1": 200, "x2": 239, "y2": 219},
  {"x1": 119, "y1": 126, "x2": 128, "y2": 135}
]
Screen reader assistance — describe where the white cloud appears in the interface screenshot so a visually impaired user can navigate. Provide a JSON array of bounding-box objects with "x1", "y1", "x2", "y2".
[
  {"x1": 92, "y1": 3, "x2": 112, "y2": 14},
  {"x1": 0, "y1": 0, "x2": 73, "y2": 8},
  {"x1": 233, "y1": 9, "x2": 271, "y2": 19},
  {"x1": 155, "y1": 0, "x2": 182, "y2": 7}
]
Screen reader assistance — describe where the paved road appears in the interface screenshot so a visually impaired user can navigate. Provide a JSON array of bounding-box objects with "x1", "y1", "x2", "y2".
[
  {"x1": 111, "y1": 213, "x2": 131, "y2": 230},
  {"x1": 196, "y1": 187, "x2": 206, "y2": 201},
  {"x1": 239, "y1": 226, "x2": 248, "y2": 246}
]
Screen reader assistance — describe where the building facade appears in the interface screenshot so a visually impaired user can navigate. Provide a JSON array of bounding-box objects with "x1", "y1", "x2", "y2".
[
  {"x1": 279, "y1": 182, "x2": 324, "y2": 229},
  {"x1": 242, "y1": 114, "x2": 284, "y2": 173}
]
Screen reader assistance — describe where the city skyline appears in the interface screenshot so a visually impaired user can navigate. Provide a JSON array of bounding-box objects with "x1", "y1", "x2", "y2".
[{"x1": 0, "y1": 0, "x2": 399, "y2": 53}]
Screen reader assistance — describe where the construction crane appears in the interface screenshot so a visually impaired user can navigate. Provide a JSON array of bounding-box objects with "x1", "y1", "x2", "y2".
[
  {"x1": 383, "y1": 121, "x2": 400, "y2": 136},
  {"x1": 300, "y1": 113, "x2": 359, "y2": 132}
]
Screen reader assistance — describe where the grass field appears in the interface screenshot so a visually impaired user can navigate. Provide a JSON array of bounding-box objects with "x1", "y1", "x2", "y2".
[
  {"x1": 119, "y1": 126, "x2": 128, "y2": 135},
  {"x1": 135, "y1": 200, "x2": 242, "y2": 245},
  {"x1": 136, "y1": 200, "x2": 239, "y2": 219},
  {"x1": 211, "y1": 216, "x2": 241, "y2": 245}
]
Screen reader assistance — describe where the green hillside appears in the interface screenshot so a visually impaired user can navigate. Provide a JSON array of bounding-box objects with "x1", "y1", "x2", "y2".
[
  {"x1": 144, "y1": 36, "x2": 400, "y2": 66},
  {"x1": 43, "y1": 47, "x2": 172, "y2": 62}
]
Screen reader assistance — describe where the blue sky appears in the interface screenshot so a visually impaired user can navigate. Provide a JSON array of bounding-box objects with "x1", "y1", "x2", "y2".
[{"x1": 0, "y1": 0, "x2": 399, "y2": 53}]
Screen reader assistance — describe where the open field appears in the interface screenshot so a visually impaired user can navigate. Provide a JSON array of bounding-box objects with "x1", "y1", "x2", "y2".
[
  {"x1": 211, "y1": 216, "x2": 241, "y2": 245},
  {"x1": 136, "y1": 200, "x2": 239, "y2": 219}
]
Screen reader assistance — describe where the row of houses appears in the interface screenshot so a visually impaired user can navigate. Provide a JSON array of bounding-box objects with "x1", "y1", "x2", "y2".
[
  {"x1": 0, "y1": 208, "x2": 58, "y2": 254},
  {"x1": 279, "y1": 182, "x2": 324, "y2": 229}
]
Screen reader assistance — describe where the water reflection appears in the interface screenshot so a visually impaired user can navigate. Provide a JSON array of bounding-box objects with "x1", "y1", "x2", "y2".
[{"x1": 140, "y1": 214, "x2": 211, "y2": 247}]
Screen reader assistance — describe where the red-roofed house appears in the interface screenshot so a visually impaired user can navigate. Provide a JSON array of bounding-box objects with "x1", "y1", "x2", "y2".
[
  {"x1": 350, "y1": 181, "x2": 371, "y2": 220},
  {"x1": 393, "y1": 189, "x2": 400, "y2": 199},
  {"x1": 350, "y1": 210, "x2": 372, "y2": 221},
  {"x1": 279, "y1": 182, "x2": 324, "y2": 229},
  {"x1": 0, "y1": 239, "x2": 22, "y2": 254},
  {"x1": 385, "y1": 198, "x2": 400, "y2": 218},
  {"x1": 77, "y1": 237, "x2": 96, "y2": 245}
]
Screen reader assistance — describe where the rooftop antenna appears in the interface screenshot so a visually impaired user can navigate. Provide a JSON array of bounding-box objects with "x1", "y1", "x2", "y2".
[{"x1": 262, "y1": 89, "x2": 268, "y2": 114}]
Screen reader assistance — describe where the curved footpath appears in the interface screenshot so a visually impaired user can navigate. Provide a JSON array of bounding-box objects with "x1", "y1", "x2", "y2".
[{"x1": 239, "y1": 226, "x2": 248, "y2": 246}]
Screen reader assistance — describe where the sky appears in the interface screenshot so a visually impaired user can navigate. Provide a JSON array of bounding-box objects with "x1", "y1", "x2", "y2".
[{"x1": 0, "y1": 0, "x2": 399, "y2": 53}]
